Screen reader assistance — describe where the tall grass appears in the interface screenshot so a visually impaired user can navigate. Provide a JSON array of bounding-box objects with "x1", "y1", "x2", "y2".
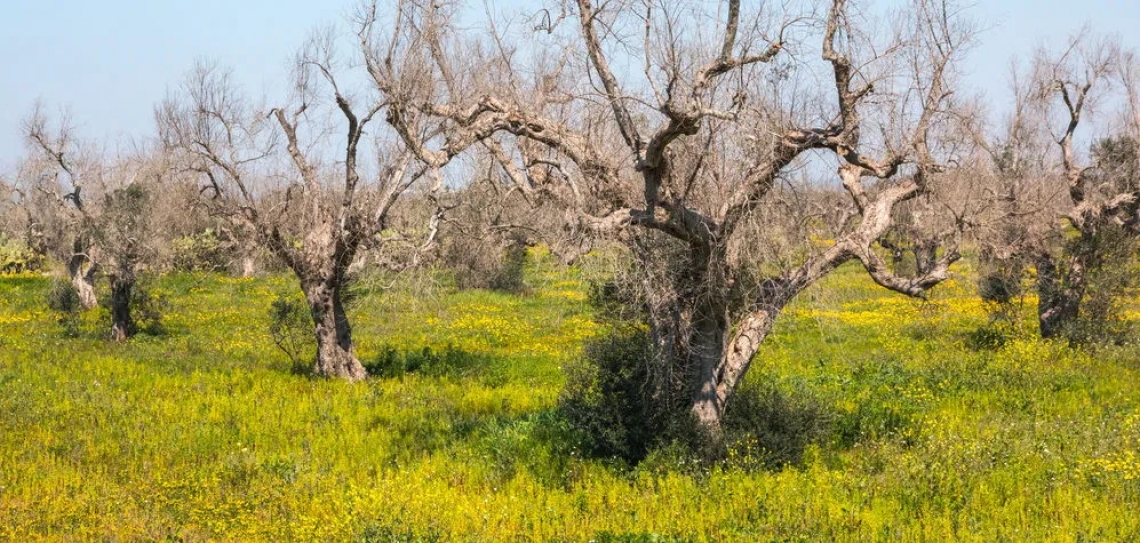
[{"x1": 0, "y1": 255, "x2": 1137, "y2": 541}]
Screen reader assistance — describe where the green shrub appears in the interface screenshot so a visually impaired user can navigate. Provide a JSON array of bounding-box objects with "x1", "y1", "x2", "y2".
[
  {"x1": 171, "y1": 229, "x2": 229, "y2": 272},
  {"x1": 559, "y1": 330, "x2": 691, "y2": 464},
  {"x1": 0, "y1": 235, "x2": 44, "y2": 274},
  {"x1": 722, "y1": 382, "x2": 833, "y2": 469},
  {"x1": 268, "y1": 294, "x2": 314, "y2": 374},
  {"x1": 129, "y1": 279, "x2": 169, "y2": 336},
  {"x1": 489, "y1": 241, "x2": 528, "y2": 293},
  {"x1": 46, "y1": 278, "x2": 82, "y2": 337},
  {"x1": 366, "y1": 345, "x2": 489, "y2": 379},
  {"x1": 964, "y1": 321, "x2": 1011, "y2": 351}
]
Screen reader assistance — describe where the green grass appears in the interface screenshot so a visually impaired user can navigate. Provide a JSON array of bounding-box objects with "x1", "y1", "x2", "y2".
[{"x1": 0, "y1": 255, "x2": 1137, "y2": 541}]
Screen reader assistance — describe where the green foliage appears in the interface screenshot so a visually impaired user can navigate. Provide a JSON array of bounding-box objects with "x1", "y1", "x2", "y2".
[
  {"x1": 96, "y1": 276, "x2": 168, "y2": 338},
  {"x1": 171, "y1": 228, "x2": 229, "y2": 272},
  {"x1": 964, "y1": 320, "x2": 1017, "y2": 351},
  {"x1": 977, "y1": 265, "x2": 1023, "y2": 306},
  {"x1": 722, "y1": 381, "x2": 834, "y2": 469},
  {"x1": 1062, "y1": 222, "x2": 1140, "y2": 345},
  {"x1": 490, "y1": 241, "x2": 529, "y2": 294},
  {"x1": 130, "y1": 278, "x2": 169, "y2": 336},
  {"x1": 559, "y1": 330, "x2": 692, "y2": 464},
  {"x1": 366, "y1": 344, "x2": 491, "y2": 379},
  {"x1": 267, "y1": 293, "x2": 313, "y2": 374},
  {"x1": 46, "y1": 278, "x2": 82, "y2": 337},
  {"x1": 0, "y1": 235, "x2": 44, "y2": 274}
]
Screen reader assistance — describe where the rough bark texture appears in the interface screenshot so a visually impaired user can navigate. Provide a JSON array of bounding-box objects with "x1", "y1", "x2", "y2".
[
  {"x1": 689, "y1": 301, "x2": 730, "y2": 432},
  {"x1": 1035, "y1": 252, "x2": 1086, "y2": 339},
  {"x1": 687, "y1": 289, "x2": 791, "y2": 432},
  {"x1": 459, "y1": 0, "x2": 966, "y2": 438},
  {"x1": 67, "y1": 254, "x2": 98, "y2": 311},
  {"x1": 109, "y1": 269, "x2": 135, "y2": 342},
  {"x1": 303, "y1": 278, "x2": 366, "y2": 381}
]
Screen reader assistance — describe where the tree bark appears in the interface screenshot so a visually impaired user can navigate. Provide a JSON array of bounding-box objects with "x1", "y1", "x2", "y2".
[
  {"x1": 1036, "y1": 252, "x2": 1083, "y2": 339},
  {"x1": 67, "y1": 254, "x2": 98, "y2": 310},
  {"x1": 690, "y1": 304, "x2": 729, "y2": 434},
  {"x1": 303, "y1": 278, "x2": 367, "y2": 381},
  {"x1": 690, "y1": 303, "x2": 783, "y2": 435},
  {"x1": 240, "y1": 255, "x2": 256, "y2": 278},
  {"x1": 109, "y1": 269, "x2": 135, "y2": 342}
]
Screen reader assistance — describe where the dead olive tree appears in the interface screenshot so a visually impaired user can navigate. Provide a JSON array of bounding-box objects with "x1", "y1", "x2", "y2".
[
  {"x1": 17, "y1": 107, "x2": 168, "y2": 340},
  {"x1": 21, "y1": 106, "x2": 102, "y2": 309},
  {"x1": 985, "y1": 33, "x2": 1140, "y2": 340},
  {"x1": 411, "y1": 0, "x2": 978, "y2": 435},
  {"x1": 159, "y1": 8, "x2": 491, "y2": 379},
  {"x1": 99, "y1": 154, "x2": 168, "y2": 341}
]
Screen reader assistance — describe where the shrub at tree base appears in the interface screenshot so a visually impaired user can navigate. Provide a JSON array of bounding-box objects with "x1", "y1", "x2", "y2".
[
  {"x1": 46, "y1": 278, "x2": 82, "y2": 337},
  {"x1": 560, "y1": 328, "x2": 834, "y2": 469},
  {"x1": 560, "y1": 330, "x2": 688, "y2": 464},
  {"x1": 268, "y1": 294, "x2": 315, "y2": 375}
]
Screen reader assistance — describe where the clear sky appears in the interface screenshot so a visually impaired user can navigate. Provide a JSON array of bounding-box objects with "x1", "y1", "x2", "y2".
[{"x1": 2, "y1": 0, "x2": 1139, "y2": 173}]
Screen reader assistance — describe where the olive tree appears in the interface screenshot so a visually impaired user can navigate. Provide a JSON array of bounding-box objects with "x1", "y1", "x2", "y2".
[
  {"x1": 20, "y1": 106, "x2": 102, "y2": 309},
  {"x1": 158, "y1": 7, "x2": 496, "y2": 379},
  {"x1": 17, "y1": 107, "x2": 168, "y2": 340},
  {"x1": 398, "y1": 0, "x2": 980, "y2": 434},
  {"x1": 982, "y1": 33, "x2": 1140, "y2": 340}
]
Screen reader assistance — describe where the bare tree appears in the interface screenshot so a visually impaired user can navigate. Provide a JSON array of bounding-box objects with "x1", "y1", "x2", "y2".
[
  {"x1": 16, "y1": 106, "x2": 168, "y2": 340},
  {"x1": 986, "y1": 32, "x2": 1140, "y2": 340},
  {"x1": 100, "y1": 152, "x2": 168, "y2": 341},
  {"x1": 396, "y1": 0, "x2": 978, "y2": 434},
  {"x1": 158, "y1": 7, "x2": 491, "y2": 379},
  {"x1": 21, "y1": 106, "x2": 101, "y2": 309}
]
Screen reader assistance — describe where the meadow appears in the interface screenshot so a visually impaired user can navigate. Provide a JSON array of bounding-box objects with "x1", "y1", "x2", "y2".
[{"x1": 0, "y1": 252, "x2": 1137, "y2": 541}]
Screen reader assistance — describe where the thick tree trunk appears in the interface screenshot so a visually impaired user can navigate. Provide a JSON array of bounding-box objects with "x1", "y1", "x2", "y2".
[
  {"x1": 689, "y1": 305, "x2": 782, "y2": 435},
  {"x1": 109, "y1": 270, "x2": 135, "y2": 342},
  {"x1": 67, "y1": 254, "x2": 98, "y2": 310},
  {"x1": 914, "y1": 241, "x2": 939, "y2": 276},
  {"x1": 303, "y1": 278, "x2": 367, "y2": 381},
  {"x1": 686, "y1": 248, "x2": 790, "y2": 437},
  {"x1": 240, "y1": 255, "x2": 256, "y2": 277},
  {"x1": 1036, "y1": 253, "x2": 1083, "y2": 339},
  {"x1": 690, "y1": 308, "x2": 729, "y2": 434}
]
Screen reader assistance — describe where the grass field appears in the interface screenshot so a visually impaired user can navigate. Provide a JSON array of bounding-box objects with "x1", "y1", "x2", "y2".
[{"x1": 0, "y1": 254, "x2": 1138, "y2": 541}]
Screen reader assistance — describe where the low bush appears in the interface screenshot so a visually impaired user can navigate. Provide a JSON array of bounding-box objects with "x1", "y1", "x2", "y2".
[
  {"x1": 46, "y1": 278, "x2": 82, "y2": 337},
  {"x1": 126, "y1": 278, "x2": 169, "y2": 336},
  {"x1": 0, "y1": 235, "x2": 44, "y2": 274},
  {"x1": 267, "y1": 294, "x2": 314, "y2": 374},
  {"x1": 171, "y1": 229, "x2": 230, "y2": 272},
  {"x1": 444, "y1": 236, "x2": 530, "y2": 294},
  {"x1": 366, "y1": 345, "x2": 490, "y2": 379},
  {"x1": 722, "y1": 382, "x2": 834, "y2": 469},
  {"x1": 559, "y1": 330, "x2": 693, "y2": 465}
]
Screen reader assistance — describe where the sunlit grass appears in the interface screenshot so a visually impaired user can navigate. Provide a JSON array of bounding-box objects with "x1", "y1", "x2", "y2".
[{"x1": 0, "y1": 256, "x2": 1137, "y2": 541}]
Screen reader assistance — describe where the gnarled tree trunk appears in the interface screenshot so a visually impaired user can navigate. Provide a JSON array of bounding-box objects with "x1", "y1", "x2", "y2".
[
  {"x1": 68, "y1": 253, "x2": 98, "y2": 310},
  {"x1": 1035, "y1": 252, "x2": 1083, "y2": 339},
  {"x1": 689, "y1": 302, "x2": 730, "y2": 434},
  {"x1": 109, "y1": 268, "x2": 135, "y2": 342},
  {"x1": 689, "y1": 299, "x2": 784, "y2": 435},
  {"x1": 302, "y1": 277, "x2": 366, "y2": 381}
]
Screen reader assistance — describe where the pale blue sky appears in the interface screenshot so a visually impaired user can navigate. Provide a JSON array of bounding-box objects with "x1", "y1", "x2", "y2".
[{"x1": 2, "y1": 0, "x2": 1139, "y2": 172}]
